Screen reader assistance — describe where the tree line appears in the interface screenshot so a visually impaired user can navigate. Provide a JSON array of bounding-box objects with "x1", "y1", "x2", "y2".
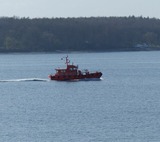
[{"x1": 0, "y1": 16, "x2": 160, "y2": 52}]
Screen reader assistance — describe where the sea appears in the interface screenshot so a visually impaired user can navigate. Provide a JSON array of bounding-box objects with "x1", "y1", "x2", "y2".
[{"x1": 0, "y1": 51, "x2": 160, "y2": 142}]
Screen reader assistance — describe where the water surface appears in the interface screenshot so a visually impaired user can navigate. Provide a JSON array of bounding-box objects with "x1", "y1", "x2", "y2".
[{"x1": 0, "y1": 51, "x2": 160, "y2": 142}]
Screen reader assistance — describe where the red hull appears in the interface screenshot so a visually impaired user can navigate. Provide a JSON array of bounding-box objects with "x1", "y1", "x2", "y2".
[{"x1": 49, "y1": 72, "x2": 102, "y2": 81}]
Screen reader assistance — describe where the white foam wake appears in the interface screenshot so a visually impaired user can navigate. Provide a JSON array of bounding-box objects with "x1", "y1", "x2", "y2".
[
  {"x1": 79, "y1": 77, "x2": 103, "y2": 81},
  {"x1": 0, "y1": 78, "x2": 49, "y2": 82}
]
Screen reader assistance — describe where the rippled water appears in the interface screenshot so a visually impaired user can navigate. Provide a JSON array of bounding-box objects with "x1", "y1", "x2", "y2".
[{"x1": 0, "y1": 51, "x2": 160, "y2": 142}]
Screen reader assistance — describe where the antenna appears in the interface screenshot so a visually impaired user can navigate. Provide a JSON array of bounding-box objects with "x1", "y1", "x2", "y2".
[
  {"x1": 61, "y1": 55, "x2": 70, "y2": 65},
  {"x1": 65, "y1": 55, "x2": 70, "y2": 65}
]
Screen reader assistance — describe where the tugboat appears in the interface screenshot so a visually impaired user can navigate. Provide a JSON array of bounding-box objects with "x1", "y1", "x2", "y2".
[{"x1": 48, "y1": 56, "x2": 102, "y2": 81}]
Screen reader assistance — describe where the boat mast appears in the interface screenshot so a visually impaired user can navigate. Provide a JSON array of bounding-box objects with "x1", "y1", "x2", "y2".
[{"x1": 65, "y1": 55, "x2": 70, "y2": 65}]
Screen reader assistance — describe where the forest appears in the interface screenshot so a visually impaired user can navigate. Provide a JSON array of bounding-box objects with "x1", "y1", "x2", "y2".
[{"x1": 0, "y1": 16, "x2": 160, "y2": 52}]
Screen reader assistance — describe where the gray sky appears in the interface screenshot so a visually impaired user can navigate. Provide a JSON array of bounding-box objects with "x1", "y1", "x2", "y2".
[{"x1": 0, "y1": 0, "x2": 159, "y2": 18}]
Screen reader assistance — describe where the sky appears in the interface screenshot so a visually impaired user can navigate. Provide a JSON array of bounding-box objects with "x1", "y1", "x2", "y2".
[{"x1": 0, "y1": 0, "x2": 159, "y2": 19}]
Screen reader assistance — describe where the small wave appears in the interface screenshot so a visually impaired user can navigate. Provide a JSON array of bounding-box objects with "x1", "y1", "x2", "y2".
[{"x1": 0, "y1": 78, "x2": 49, "y2": 82}]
